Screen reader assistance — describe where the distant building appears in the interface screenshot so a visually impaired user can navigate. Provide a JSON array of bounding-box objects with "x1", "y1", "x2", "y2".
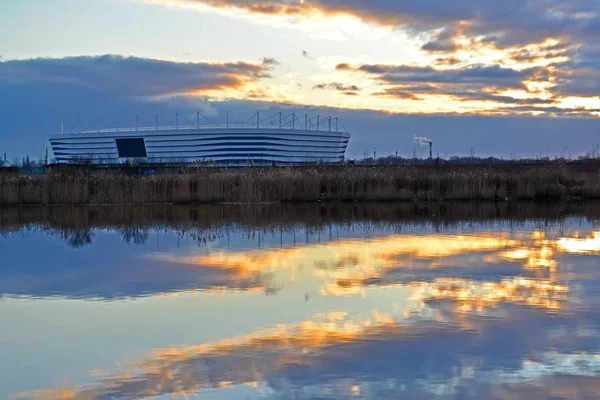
[{"x1": 49, "y1": 116, "x2": 351, "y2": 165}]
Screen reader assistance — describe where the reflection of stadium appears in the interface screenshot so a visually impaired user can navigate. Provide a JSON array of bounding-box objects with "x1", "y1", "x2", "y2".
[{"x1": 49, "y1": 113, "x2": 351, "y2": 165}]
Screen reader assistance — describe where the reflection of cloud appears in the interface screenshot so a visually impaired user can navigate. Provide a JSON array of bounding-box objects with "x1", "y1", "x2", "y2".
[
  {"x1": 14, "y1": 311, "x2": 400, "y2": 399},
  {"x1": 6, "y1": 229, "x2": 597, "y2": 302},
  {"x1": 13, "y1": 228, "x2": 600, "y2": 399},
  {"x1": 156, "y1": 233, "x2": 517, "y2": 295},
  {"x1": 557, "y1": 232, "x2": 600, "y2": 254},
  {"x1": 328, "y1": 231, "x2": 598, "y2": 296},
  {"x1": 488, "y1": 375, "x2": 600, "y2": 400},
  {"x1": 10, "y1": 226, "x2": 600, "y2": 399},
  {"x1": 15, "y1": 303, "x2": 600, "y2": 400},
  {"x1": 156, "y1": 230, "x2": 599, "y2": 298},
  {"x1": 407, "y1": 277, "x2": 569, "y2": 317},
  {"x1": 0, "y1": 251, "x2": 269, "y2": 301}
]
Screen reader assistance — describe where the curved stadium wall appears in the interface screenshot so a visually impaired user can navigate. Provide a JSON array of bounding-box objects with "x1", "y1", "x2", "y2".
[{"x1": 49, "y1": 126, "x2": 351, "y2": 165}]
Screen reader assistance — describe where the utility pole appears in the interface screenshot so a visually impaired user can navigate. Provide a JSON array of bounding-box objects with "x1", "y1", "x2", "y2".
[
  {"x1": 305, "y1": 114, "x2": 308, "y2": 130},
  {"x1": 61, "y1": 119, "x2": 64, "y2": 134},
  {"x1": 176, "y1": 113, "x2": 179, "y2": 130},
  {"x1": 197, "y1": 111, "x2": 200, "y2": 130},
  {"x1": 335, "y1": 118, "x2": 338, "y2": 132},
  {"x1": 279, "y1": 112, "x2": 282, "y2": 129},
  {"x1": 226, "y1": 111, "x2": 229, "y2": 129},
  {"x1": 292, "y1": 113, "x2": 296, "y2": 130},
  {"x1": 316, "y1": 116, "x2": 320, "y2": 131},
  {"x1": 257, "y1": 111, "x2": 260, "y2": 128},
  {"x1": 328, "y1": 117, "x2": 331, "y2": 132}
]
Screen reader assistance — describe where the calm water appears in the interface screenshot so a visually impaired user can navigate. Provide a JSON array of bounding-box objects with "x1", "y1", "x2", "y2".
[{"x1": 1, "y1": 205, "x2": 600, "y2": 399}]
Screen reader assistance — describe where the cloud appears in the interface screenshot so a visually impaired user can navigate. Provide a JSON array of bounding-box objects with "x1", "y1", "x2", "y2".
[
  {"x1": 0, "y1": 82, "x2": 598, "y2": 160},
  {"x1": 261, "y1": 56, "x2": 281, "y2": 66},
  {"x1": 154, "y1": 1, "x2": 600, "y2": 47},
  {"x1": 374, "y1": 85, "x2": 559, "y2": 106},
  {"x1": 421, "y1": 24, "x2": 467, "y2": 53},
  {"x1": 0, "y1": 55, "x2": 273, "y2": 98},
  {"x1": 150, "y1": 0, "x2": 600, "y2": 105},
  {"x1": 504, "y1": 41, "x2": 571, "y2": 64},
  {"x1": 312, "y1": 82, "x2": 360, "y2": 93},
  {"x1": 337, "y1": 62, "x2": 569, "y2": 110},
  {"x1": 372, "y1": 88, "x2": 420, "y2": 100},
  {"x1": 339, "y1": 63, "x2": 543, "y2": 89},
  {"x1": 435, "y1": 56, "x2": 462, "y2": 66},
  {"x1": 553, "y1": 44, "x2": 600, "y2": 96}
]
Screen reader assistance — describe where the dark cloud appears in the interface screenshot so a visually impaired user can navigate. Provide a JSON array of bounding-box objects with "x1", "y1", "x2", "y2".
[
  {"x1": 1, "y1": 81, "x2": 598, "y2": 160},
  {"x1": 337, "y1": 63, "x2": 547, "y2": 94},
  {"x1": 261, "y1": 56, "x2": 281, "y2": 66},
  {"x1": 170, "y1": 0, "x2": 599, "y2": 47},
  {"x1": 372, "y1": 88, "x2": 420, "y2": 100},
  {"x1": 337, "y1": 62, "x2": 564, "y2": 110},
  {"x1": 312, "y1": 82, "x2": 360, "y2": 92},
  {"x1": 374, "y1": 84, "x2": 559, "y2": 106},
  {"x1": 435, "y1": 56, "x2": 462, "y2": 65},
  {"x1": 166, "y1": 0, "x2": 600, "y2": 100},
  {"x1": 553, "y1": 44, "x2": 600, "y2": 96},
  {"x1": 421, "y1": 24, "x2": 465, "y2": 53},
  {"x1": 504, "y1": 42, "x2": 571, "y2": 64},
  {"x1": 0, "y1": 55, "x2": 272, "y2": 97}
]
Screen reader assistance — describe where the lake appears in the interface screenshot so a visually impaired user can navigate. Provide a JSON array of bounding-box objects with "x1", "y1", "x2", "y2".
[{"x1": 1, "y1": 203, "x2": 599, "y2": 399}]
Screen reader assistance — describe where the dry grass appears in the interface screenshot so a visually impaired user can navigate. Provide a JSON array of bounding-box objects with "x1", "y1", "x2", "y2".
[{"x1": 1, "y1": 165, "x2": 599, "y2": 205}]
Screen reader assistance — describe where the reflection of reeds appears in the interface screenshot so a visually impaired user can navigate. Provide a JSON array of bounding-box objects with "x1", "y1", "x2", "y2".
[
  {"x1": 1, "y1": 202, "x2": 599, "y2": 232},
  {"x1": 1, "y1": 166, "x2": 599, "y2": 204},
  {"x1": 1, "y1": 202, "x2": 599, "y2": 249}
]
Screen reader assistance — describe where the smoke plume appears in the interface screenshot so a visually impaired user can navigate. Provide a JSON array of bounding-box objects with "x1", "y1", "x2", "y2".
[{"x1": 414, "y1": 135, "x2": 432, "y2": 146}]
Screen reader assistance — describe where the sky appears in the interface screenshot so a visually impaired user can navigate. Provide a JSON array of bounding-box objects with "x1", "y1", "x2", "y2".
[{"x1": 0, "y1": 0, "x2": 599, "y2": 160}]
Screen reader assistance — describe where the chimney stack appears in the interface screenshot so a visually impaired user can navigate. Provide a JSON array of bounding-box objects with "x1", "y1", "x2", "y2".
[{"x1": 429, "y1": 141, "x2": 433, "y2": 159}]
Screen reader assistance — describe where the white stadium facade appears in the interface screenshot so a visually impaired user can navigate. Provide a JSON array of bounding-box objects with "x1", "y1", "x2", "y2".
[{"x1": 49, "y1": 113, "x2": 351, "y2": 165}]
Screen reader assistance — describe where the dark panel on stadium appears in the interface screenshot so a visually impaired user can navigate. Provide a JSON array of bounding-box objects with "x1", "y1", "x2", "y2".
[{"x1": 116, "y1": 138, "x2": 147, "y2": 158}]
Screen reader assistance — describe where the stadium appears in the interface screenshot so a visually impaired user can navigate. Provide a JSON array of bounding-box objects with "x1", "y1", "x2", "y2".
[{"x1": 49, "y1": 112, "x2": 351, "y2": 165}]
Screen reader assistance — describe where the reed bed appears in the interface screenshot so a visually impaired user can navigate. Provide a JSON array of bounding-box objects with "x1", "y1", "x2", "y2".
[{"x1": 1, "y1": 165, "x2": 599, "y2": 205}]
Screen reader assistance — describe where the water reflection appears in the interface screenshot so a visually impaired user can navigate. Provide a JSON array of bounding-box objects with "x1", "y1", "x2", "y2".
[{"x1": 2, "y1": 204, "x2": 600, "y2": 399}]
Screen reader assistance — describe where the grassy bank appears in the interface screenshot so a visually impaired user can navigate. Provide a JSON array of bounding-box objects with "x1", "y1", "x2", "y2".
[{"x1": 1, "y1": 165, "x2": 599, "y2": 205}]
